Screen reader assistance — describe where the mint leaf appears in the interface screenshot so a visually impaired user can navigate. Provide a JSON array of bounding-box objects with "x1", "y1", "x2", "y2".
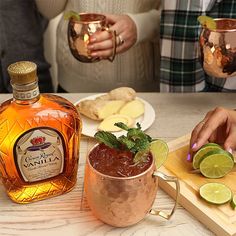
[
  {"x1": 131, "y1": 138, "x2": 150, "y2": 153},
  {"x1": 94, "y1": 131, "x2": 120, "y2": 149},
  {"x1": 118, "y1": 135, "x2": 136, "y2": 150},
  {"x1": 136, "y1": 123, "x2": 141, "y2": 130},
  {"x1": 114, "y1": 122, "x2": 129, "y2": 131}
]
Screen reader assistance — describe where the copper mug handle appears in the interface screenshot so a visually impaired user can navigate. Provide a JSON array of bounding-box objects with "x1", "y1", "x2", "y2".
[
  {"x1": 150, "y1": 171, "x2": 180, "y2": 220},
  {"x1": 102, "y1": 27, "x2": 117, "y2": 62}
]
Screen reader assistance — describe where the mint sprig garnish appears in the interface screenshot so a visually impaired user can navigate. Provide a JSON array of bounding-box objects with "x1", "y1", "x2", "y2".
[
  {"x1": 94, "y1": 122, "x2": 152, "y2": 154},
  {"x1": 94, "y1": 131, "x2": 120, "y2": 149}
]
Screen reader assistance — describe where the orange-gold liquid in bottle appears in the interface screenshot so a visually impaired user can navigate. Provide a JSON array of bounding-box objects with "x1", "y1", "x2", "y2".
[{"x1": 0, "y1": 61, "x2": 82, "y2": 203}]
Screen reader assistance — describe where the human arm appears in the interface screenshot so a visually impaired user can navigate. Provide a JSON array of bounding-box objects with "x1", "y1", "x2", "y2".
[
  {"x1": 35, "y1": 0, "x2": 67, "y2": 19},
  {"x1": 87, "y1": 8, "x2": 160, "y2": 58},
  {"x1": 189, "y1": 107, "x2": 236, "y2": 159},
  {"x1": 127, "y1": 9, "x2": 160, "y2": 44}
]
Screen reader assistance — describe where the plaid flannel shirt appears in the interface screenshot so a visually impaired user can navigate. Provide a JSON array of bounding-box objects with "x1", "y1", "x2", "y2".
[{"x1": 160, "y1": 0, "x2": 236, "y2": 92}]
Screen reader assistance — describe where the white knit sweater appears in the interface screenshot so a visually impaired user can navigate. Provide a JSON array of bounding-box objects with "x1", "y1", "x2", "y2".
[{"x1": 37, "y1": 0, "x2": 160, "y2": 92}]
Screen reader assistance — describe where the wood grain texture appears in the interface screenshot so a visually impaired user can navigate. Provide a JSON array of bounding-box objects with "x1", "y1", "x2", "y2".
[
  {"x1": 160, "y1": 135, "x2": 236, "y2": 236},
  {"x1": 1, "y1": 92, "x2": 236, "y2": 236}
]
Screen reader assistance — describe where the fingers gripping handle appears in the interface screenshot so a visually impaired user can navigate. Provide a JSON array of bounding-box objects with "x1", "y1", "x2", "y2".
[{"x1": 102, "y1": 27, "x2": 116, "y2": 62}]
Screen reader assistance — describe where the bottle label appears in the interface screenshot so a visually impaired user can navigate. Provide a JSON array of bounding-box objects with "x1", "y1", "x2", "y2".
[
  {"x1": 14, "y1": 128, "x2": 65, "y2": 183},
  {"x1": 13, "y1": 87, "x2": 39, "y2": 100}
]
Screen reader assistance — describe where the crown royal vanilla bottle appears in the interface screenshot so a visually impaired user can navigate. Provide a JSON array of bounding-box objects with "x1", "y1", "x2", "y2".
[{"x1": 0, "y1": 61, "x2": 82, "y2": 203}]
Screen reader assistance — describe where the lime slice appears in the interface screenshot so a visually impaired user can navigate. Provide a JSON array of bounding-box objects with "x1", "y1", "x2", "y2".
[
  {"x1": 199, "y1": 149, "x2": 234, "y2": 178},
  {"x1": 150, "y1": 139, "x2": 169, "y2": 169},
  {"x1": 197, "y1": 15, "x2": 216, "y2": 30},
  {"x1": 230, "y1": 195, "x2": 236, "y2": 210},
  {"x1": 200, "y1": 182, "x2": 232, "y2": 205},
  {"x1": 64, "y1": 11, "x2": 81, "y2": 21},
  {"x1": 133, "y1": 150, "x2": 149, "y2": 164},
  {"x1": 192, "y1": 143, "x2": 222, "y2": 170}
]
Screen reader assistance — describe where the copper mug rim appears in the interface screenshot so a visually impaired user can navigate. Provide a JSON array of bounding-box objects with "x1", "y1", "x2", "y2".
[
  {"x1": 69, "y1": 12, "x2": 106, "y2": 24},
  {"x1": 86, "y1": 143, "x2": 155, "y2": 180},
  {"x1": 203, "y1": 18, "x2": 236, "y2": 32}
]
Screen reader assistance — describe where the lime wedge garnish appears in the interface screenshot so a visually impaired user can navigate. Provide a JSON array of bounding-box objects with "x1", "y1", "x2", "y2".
[
  {"x1": 199, "y1": 149, "x2": 234, "y2": 178},
  {"x1": 200, "y1": 182, "x2": 232, "y2": 205},
  {"x1": 150, "y1": 139, "x2": 169, "y2": 169},
  {"x1": 197, "y1": 15, "x2": 216, "y2": 30},
  {"x1": 192, "y1": 143, "x2": 222, "y2": 170},
  {"x1": 64, "y1": 11, "x2": 81, "y2": 21},
  {"x1": 230, "y1": 195, "x2": 236, "y2": 210},
  {"x1": 133, "y1": 150, "x2": 149, "y2": 164}
]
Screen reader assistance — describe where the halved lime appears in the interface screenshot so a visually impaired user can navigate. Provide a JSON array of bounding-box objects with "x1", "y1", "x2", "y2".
[
  {"x1": 199, "y1": 149, "x2": 234, "y2": 178},
  {"x1": 230, "y1": 195, "x2": 236, "y2": 210},
  {"x1": 197, "y1": 15, "x2": 216, "y2": 30},
  {"x1": 64, "y1": 11, "x2": 81, "y2": 21},
  {"x1": 192, "y1": 143, "x2": 222, "y2": 170},
  {"x1": 200, "y1": 182, "x2": 232, "y2": 204},
  {"x1": 150, "y1": 139, "x2": 169, "y2": 169}
]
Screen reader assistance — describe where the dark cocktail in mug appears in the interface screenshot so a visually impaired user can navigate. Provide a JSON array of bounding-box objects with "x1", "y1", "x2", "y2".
[
  {"x1": 89, "y1": 143, "x2": 152, "y2": 177},
  {"x1": 84, "y1": 123, "x2": 180, "y2": 227}
]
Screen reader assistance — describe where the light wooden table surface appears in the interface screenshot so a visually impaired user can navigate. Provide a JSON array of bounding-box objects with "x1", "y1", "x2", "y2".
[{"x1": 0, "y1": 92, "x2": 235, "y2": 236}]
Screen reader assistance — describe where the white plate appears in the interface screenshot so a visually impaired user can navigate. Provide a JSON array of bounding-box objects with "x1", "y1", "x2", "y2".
[{"x1": 74, "y1": 94, "x2": 155, "y2": 137}]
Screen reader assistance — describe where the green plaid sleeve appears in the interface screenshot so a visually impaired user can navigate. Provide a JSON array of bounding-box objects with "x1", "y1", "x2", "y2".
[{"x1": 160, "y1": 0, "x2": 236, "y2": 92}]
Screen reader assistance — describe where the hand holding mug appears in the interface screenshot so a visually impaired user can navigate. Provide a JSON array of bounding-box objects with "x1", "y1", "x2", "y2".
[
  {"x1": 87, "y1": 14, "x2": 137, "y2": 59},
  {"x1": 67, "y1": 13, "x2": 116, "y2": 63}
]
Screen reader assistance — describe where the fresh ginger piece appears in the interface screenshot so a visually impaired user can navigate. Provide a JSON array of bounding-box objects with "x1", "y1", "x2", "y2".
[
  {"x1": 97, "y1": 100, "x2": 126, "y2": 120},
  {"x1": 76, "y1": 99, "x2": 107, "y2": 120},
  {"x1": 76, "y1": 87, "x2": 136, "y2": 121},
  {"x1": 119, "y1": 99, "x2": 145, "y2": 118},
  {"x1": 98, "y1": 114, "x2": 134, "y2": 132},
  {"x1": 77, "y1": 99, "x2": 125, "y2": 121},
  {"x1": 97, "y1": 87, "x2": 136, "y2": 102}
]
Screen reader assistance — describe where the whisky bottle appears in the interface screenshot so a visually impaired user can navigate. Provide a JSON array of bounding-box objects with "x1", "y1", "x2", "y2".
[{"x1": 0, "y1": 61, "x2": 82, "y2": 203}]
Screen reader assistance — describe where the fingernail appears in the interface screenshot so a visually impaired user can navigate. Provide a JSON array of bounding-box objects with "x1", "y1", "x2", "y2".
[
  {"x1": 227, "y1": 148, "x2": 233, "y2": 154},
  {"x1": 192, "y1": 143, "x2": 197, "y2": 149},
  {"x1": 87, "y1": 45, "x2": 94, "y2": 50},
  {"x1": 187, "y1": 153, "x2": 191, "y2": 161},
  {"x1": 91, "y1": 52, "x2": 97, "y2": 57},
  {"x1": 90, "y1": 37, "x2": 96, "y2": 43}
]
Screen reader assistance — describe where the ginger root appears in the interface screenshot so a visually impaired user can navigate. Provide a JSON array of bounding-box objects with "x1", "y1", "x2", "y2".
[
  {"x1": 77, "y1": 99, "x2": 126, "y2": 121},
  {"x1": 76, "y1": 87, "x2": 145, "y2": 132},
  {"x1": 97, "y1": 87, "x2": 136, "y2": 101},
  {"x1": 119, "y1": 99, "x2": 145, "y2": 118}
]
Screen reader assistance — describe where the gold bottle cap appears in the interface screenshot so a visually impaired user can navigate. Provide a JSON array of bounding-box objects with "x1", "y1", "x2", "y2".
[{"x1": 7, "y1": 61, "x2": 37, "y2": 85}]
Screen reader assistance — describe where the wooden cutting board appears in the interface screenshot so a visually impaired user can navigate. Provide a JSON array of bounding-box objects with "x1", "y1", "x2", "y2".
[{"x1": 159, "y1": 134, "x2": 236, "y2": 236}]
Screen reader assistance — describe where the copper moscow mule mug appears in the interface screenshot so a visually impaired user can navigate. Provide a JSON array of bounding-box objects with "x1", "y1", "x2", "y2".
[
  {"x1": 199, "y1": 18, "x2": 236, "y2": 78},
  {"x1": 84, "y1": 145, "x2": 180, "y2": 227},
  {"x1": 68, "y1": 13, "x2": 116, "y2": 63}
]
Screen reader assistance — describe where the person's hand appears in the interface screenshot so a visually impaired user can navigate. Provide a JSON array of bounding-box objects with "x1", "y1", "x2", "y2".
[
  {"x1": 188, "y1": 107, "x2": 236, "y2": 161},
  {"x1": 87, "y1": 14, "x2": 137, "y2": 59}
]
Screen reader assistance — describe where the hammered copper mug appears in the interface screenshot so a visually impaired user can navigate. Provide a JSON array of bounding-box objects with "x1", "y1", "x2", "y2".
[
  {"x1": 68, "y1": 13, "x2": 116, "y2": 63},
  {"x1": 84, "y1": 145, "x2": 180, "y2": 227},
  {"x1": 199, "y1": 18, "x2": 236, "y2": 78}
]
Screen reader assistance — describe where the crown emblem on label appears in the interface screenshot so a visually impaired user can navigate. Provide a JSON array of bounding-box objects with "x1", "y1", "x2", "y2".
[{"x1": 30, "y1": 136, "x2": 46, "y2": 146}]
